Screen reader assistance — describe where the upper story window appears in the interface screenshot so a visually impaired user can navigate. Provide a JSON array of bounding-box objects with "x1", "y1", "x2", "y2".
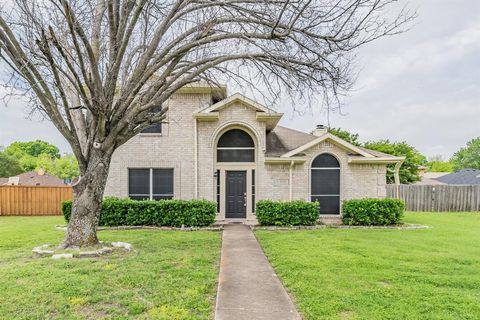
[
  {"x1": 141, "y1": 106, "x2": 162, "y2": 134},
  {"x1": 217, "y1": 129, "x2": 255, "y2": 162}
]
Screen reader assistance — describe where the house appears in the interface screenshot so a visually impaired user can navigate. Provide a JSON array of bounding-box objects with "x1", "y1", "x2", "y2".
[
  {"x1": 433, "y1": 169, "x2": 480, "y2": 185},
  {"x1": 1, "y1": 170, "x2": 67, "y2": 186},
  {"x1": 104, "y1": 84, "x2": 404, "y2": 222},
  {"x1": 415, "y1": 172, "x2": 448, "y2": 185}
]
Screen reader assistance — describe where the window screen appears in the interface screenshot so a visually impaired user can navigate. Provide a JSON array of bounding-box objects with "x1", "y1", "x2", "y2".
[
  {"x1": 311, "y1": 154, "x2": 340, "y2": 215},
  {"x1": 252, "y1": 169, "x2": 255, "y2": 213},
  {"x1": 312, "y1": 153, "x2": 340, "y2": 167},
  {"x1": 128, "y1": 169, "x2": 150, "y2": 200},
  {"x1": 216, "y1": 170, "x2": 220, "y2": 212},
  {"x1": 128, "y1": 168, "x2": 173, "y2": 200},
  {"x1": 141, "y1": 106, "x2": 163, "y2": 134},
  {"x1": 152, "y1": 169, "x2": 174, "y2": 200},
  {"x1": 217, "y1": 129, "x2": 255, "y2": 162}
]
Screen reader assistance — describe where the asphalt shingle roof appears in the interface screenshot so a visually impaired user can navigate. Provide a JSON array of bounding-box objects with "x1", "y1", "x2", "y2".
[
  {"x1": 434, "y1": 169, "x2": 480, "y2": 185},
  {"x1": 265, "y1": 126, "x2": 318, "y2": 156}
]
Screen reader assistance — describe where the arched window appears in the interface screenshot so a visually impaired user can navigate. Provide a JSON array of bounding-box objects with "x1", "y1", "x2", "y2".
[
  {"x1": 217, "y1": 129, "x2": 255, "y2": 162},
  {"x1": 311, "y1": 154, "x2": 340, "y2": 214}
]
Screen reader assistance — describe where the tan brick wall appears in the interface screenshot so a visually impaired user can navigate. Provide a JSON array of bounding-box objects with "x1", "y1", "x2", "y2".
[
  {"x1": 104, "y1": 93, "x2": 212, "y2": 199},
  {"x1": 105, "y1": 93, "x2": 388, "y2": 218},
  {"x1": 262, "y1": 141, "x2": 388, "y2": 214}
]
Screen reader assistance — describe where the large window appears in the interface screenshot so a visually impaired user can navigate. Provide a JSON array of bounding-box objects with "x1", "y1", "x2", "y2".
[
  {"x1": 141, "y1": 106, "x2": 162, "y2": 134},
  {"x1": 311, "y1": 154, "x2": 340, "y2": 214},
  {"x1": 217, "y1": 129, "x2": 255, "y2": 162},
  {"x1": 128, "y1": 168, "x2": 173, "y2": 200}
]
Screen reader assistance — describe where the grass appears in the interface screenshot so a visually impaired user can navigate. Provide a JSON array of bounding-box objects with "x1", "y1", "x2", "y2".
[
  {"x1": 255, "y1": 212, "x2": 480, "y2": 320},
  {"x1": 0, "y1": 216, "x2": 221, "y2": 320}
]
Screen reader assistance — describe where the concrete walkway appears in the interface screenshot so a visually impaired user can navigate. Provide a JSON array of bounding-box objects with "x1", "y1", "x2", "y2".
[{"x1": 215, "y1": 224, "x2": 301, "y2": 320}]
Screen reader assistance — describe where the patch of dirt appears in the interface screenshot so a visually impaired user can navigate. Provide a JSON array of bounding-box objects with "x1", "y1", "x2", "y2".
[
  {"x1": 339, "y1": 310, "x2": 355, "y2": 319},
  {"x1": 77, "y1": 302, "x2": 127, "y2": 320}
]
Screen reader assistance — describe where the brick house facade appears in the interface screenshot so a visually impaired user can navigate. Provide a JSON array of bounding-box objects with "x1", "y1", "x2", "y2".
[{"x1": 104, "y1": 84, "x2": 404, "y2": 223}]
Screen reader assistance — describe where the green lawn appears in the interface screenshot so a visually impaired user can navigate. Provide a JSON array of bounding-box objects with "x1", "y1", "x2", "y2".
[
  {"x1": 0, "y1": 216, "x2": 221, "y2": 320},
  {"x1": 255, "y1": 213, "x2": 480, "y2": 320}
]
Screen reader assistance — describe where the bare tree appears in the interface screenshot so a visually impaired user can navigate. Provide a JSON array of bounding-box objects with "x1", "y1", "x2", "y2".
[{"x1": 0, "y1": 0, "x2": 413, "y2": 248}]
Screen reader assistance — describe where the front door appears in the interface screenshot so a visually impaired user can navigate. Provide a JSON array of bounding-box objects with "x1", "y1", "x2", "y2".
[{"x1": 225, "y1": 171, "x2": 247, "y2": 218}]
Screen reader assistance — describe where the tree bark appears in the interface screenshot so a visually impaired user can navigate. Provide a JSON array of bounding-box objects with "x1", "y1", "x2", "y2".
[{"x1": 60, "y1": 150, "x2": 112, "y2": 248}]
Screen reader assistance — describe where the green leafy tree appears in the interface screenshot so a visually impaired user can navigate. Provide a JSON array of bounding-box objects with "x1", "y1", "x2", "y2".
[
  {"x1": 52, "y1": 155, "x2": 80, "y2": 180},
  {"x1": 0, "y1": 152, "x2": 23, "y2": 177},
  {"x1": 328, "y1": 128, "x2": 361, "y2": 146},
  {"x1": 36, "y1": 154, "x2": 80, "y2": 180},
  {"x1": 364, "y1": 140, "x2": 427, "y2": 184},
  {"x1": 427, "y1": 161, "x2": 453, "y2": 172},
  {"x1": 4, "y1": 140, "x2": 60, "y2": 159},
  {"x1": 4, "y1": 140, "x2": 60, "y2": 172},
  {"x1": 451, "y1": 137, "x2": 480, "y2": 171}
]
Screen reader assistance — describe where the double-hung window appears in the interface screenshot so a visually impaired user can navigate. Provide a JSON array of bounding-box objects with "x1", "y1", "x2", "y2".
[
  {"x1": 128, "y1": 168, "x2": 173, "y2": 200},
  {"x1": 141, "y1": 106, "x2": 163, "y2": 134}
]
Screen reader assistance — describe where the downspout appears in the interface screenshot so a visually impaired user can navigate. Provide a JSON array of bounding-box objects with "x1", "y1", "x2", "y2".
[
  {"x1": 289, "y1": 160, "x2": 294, "y2": 201},
  {"x1": 394, "y1": 161, "x2": 403, "y2": 199},
  {"x1": 194, "y1": 118, "x2": 198, "y2": 198}
]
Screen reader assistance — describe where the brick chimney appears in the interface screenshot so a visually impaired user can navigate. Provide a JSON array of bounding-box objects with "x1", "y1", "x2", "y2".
[{"x1": 311, "y1": 124, "x2": 328, "y2": 137}]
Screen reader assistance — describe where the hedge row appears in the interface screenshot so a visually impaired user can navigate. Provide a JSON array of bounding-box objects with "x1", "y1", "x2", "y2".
[
  {"x1": 256, "y1": 200, "x2": 319, "y2": 226},
  {"x1": 62, "y1": 197, "x2": 404, "y2": 228},
  {"x1": 342, "y1": 198, "x2": 405, "y2": 226},
  {"x1": 62, "y1": 197, "x2": 216, "y2": 227}
]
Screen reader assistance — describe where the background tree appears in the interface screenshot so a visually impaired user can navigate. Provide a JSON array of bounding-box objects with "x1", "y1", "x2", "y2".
[
  {"x1": 451, "y1": 137, "x2": 480, "y2": 171},
  {"x1": 426, "y1": 155, "x2": 453, "y2": 172},
  {"x1": 3, "y1": 140, "x2": 60, "y2": 171},
  {"x1": 0, "y1": 152, "x2": 23, "y2": 177},
  {"x1": 328, "y1": 128, "x2": 427, "y2": 183},
  {"x1": 364, "y1": 140, "x2": 426, "y2": 184},
  {"x1": 0, "y1": 0, "x2": 413, "y2": 247},
  {"x1": 36, "y1": 154, "x2": 80, "y2": 179},
  {"x1": 328, "y1": 128, "x2": 361, "y2": 146}
]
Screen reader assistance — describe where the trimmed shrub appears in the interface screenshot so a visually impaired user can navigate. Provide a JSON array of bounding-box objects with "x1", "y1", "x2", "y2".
[
  {"x1": 62, "y1": 197, "x2": 217, "y2": 227},
  {"x1": 256, "y1": 200, "x2": 319, "y2": 226},
  {"x1": 342, "y1": 198, "x2": 405, "y2": 226}
]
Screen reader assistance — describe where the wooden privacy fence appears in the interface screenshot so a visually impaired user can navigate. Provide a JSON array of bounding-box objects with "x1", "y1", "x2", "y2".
[
  {"x1": 0, "y1": 186, "x2": 73, "y2": 216},
  {"x1": 387, "y1": 184, "x2": 480, "y2": 212}
]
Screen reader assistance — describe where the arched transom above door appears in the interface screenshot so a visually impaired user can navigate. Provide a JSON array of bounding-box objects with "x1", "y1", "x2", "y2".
[{"x1": 217, "y1": 129, "x2": 255, "y2": 162}]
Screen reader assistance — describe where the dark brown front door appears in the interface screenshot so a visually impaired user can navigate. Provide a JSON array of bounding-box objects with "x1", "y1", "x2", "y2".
[{"x1": 225, "y1": 171, "x2": 246, "y2": 218}]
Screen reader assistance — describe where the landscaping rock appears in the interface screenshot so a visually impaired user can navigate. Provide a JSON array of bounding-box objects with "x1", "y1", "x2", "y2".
[
  {"x1": 111, "y1": 242, "x2": 133, "y2": 251},
  {"x1": 79, "y1": 251, "x2": 99, "y2": 257},
  {"x1": 52, "y1": 253, "x2": 73, "y2": 260},
  {"x1": 32, "y1": 248, "x2": 54, "y2": 255},
  {"x1": 97, "y1": 247, "x2": 113, "y2": 254}
]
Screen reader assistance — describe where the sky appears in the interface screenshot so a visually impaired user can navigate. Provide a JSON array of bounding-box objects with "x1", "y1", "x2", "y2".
[{"x1": 0, "y1": 0, "x2": 479, "y2": 159}]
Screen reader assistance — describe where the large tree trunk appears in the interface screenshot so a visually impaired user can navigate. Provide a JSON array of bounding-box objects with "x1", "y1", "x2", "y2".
[{"x1": 60, "y1": 150, "x2": 112, "y2": 248}]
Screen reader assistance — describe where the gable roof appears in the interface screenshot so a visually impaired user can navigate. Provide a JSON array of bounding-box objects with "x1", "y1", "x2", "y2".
[
  {"x1": 281, "y1": 132, "x2": 374, "y2": 158},
  {"x1": 434, "y1": 169, "x2": 480, "y2": 185},
  {"x1": 198, "y1": 93, "x2": 279, "y2": 114},
  {"x1": 265, "y1": 126, "x2": 318, "y2": 156},
  {"x1": 1, "y1": 171, "x2": 66, "y2": 186},
  {"x1": 265, "y1": 126, "x2": 404, "y2": 163}
]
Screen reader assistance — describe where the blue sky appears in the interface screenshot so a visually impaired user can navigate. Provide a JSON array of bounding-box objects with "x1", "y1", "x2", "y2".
[{"x1": 1, "y1": 0, "x2": 479, "y2": 159}]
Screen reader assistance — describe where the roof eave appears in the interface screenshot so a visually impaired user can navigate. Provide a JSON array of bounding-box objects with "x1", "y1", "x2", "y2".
[
  {"x1": 348, "y1": 156, "x2": 405, "y2": 164},
  {"x1": 281, "y1": 133, "x2": 374, "y2": 158},
  {"x1": 256, "y1": 112, "x2": 283, "y2": 130},
  {"x1": 193, "y1": 112, "x2": 219, "y2": 121},
  {"x1": 264, "y1": 157, "x2": 307, "y2": 164}
]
